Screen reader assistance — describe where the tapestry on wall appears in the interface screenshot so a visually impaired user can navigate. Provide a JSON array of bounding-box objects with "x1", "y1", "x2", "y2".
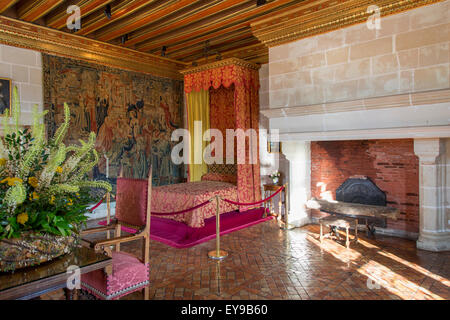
[{"x1": 43, "y1": 54, "x2": 184, "y2": 186}]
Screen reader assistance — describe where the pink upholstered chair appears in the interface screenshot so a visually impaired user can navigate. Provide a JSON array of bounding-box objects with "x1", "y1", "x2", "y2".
[{"x1": 80, "y1": 168, "x2": 152, "y2": 300}]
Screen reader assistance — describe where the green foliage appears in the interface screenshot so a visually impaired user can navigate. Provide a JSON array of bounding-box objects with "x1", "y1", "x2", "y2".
[{"x1": 0, "y1": 86, "x2": 111, "y2": 240}]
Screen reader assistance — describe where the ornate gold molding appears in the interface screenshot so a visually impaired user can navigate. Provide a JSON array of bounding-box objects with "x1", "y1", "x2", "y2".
[
  {"x1": 180, "y1": 57, "x2": 260, "y2": 75},
  {"x1": 0, "y1": 16, "x2": 187, "y2": 80},
  {"x1": 251, "y1": 0, "x2": 445, "y2": 47}
]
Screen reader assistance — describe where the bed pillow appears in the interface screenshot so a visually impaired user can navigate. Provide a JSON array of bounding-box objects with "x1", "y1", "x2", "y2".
[{"x1": 201, "y1": 173, "x2": 237, "y2": 184}]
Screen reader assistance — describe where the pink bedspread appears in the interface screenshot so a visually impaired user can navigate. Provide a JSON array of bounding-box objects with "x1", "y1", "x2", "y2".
[{"x1": 151, "y1": 181, "x2": 238, "y2": 228}]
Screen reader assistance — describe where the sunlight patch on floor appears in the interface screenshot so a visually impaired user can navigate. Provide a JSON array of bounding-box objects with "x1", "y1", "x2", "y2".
[
  {"x1": 377, "y1": 251, "x2": 450, "y2": 287},
  {"x1": 306, "y1": 233, "x2": 362, "y2": 264},
  {"x1": 357, "y1": 260, "x2": 444, "y2": 300}
]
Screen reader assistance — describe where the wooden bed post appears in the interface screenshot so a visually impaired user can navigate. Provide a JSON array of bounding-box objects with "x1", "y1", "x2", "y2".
[
  {"x1": 208, "y1": 195, "x2": 228, "y2": 260},
  {"x1": 115, "y1": 166, "x2": 124, "y2": 252},
  {"x1": 143, "y1": 166, "x2": 152, "y2": 300}
]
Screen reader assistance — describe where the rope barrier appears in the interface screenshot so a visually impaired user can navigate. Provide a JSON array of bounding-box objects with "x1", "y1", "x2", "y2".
[
  {"x1": 89, "y1": 195, "x2": 105, "y2": 212},
  {"x1": 91, "y1": 185, "x2": 284, "y2": 217},
  {"x1": 222, "y1": 185, "x2": 285, "y2": 206},
  {"x1": 151, "y1": 199, "x2": 213, "y2": 216}
]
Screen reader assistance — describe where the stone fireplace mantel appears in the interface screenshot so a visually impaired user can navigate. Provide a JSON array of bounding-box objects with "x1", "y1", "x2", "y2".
[{"x1": 277, "y1": 126, "x2": 450, "y2": 142}]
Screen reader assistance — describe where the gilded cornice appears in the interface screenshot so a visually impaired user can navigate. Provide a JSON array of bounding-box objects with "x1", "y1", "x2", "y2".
[
  {"x1": 180, "y1": 58, "x2": 260, "y2": 75},
  {"x1": 251, "y1": 0, "x2": 445, "y2": 47},
  {"x1": 0, "y1": 16, "x2": 187, "y2": 80}
]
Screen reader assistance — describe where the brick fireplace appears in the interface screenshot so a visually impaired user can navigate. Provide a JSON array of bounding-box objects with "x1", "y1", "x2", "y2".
[{"x1": 310, "y1": 139, "x2": 419, "y2": 236}]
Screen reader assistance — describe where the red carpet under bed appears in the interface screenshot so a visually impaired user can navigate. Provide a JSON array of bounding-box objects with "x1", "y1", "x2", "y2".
[{"x1": 99, "y1": 207, "x2": 272, "y2": 248}]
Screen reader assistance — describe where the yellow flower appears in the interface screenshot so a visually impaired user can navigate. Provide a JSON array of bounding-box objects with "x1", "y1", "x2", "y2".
[
  {"x1": 29, "y1": 191, "x2": 39, "y2": 201},
  {"x1": 1, "y1": 177, "x2": 23, "y2": 186},
  {"x1": 0, "y1": 158, "x2": 6, "y2": 166},
  {"x1": 28, "y1": 176, "x2": 39, "y2": 188},
  {"x1": 49, "y1": 195, "x2": 55, "y2": 205},
  {"x1": 55, "y1": 166, "x2": 63, "y2": 174},
  {"x1": 75, "y1": 193, "x2": 80, "y2": 198},
  {"x1": 67, "y1": 198, "x2": 73, "y2": 206},
  {"x1": 17, "y1": 212, "x2": 28, "y2": 225}
]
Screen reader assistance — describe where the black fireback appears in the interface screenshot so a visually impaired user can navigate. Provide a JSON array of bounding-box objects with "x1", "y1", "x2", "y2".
[{"x1": 335, "y1": 177, "x2": 387, "y2": 228}]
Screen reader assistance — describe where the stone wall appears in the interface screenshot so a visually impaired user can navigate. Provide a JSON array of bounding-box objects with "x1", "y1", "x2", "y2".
[
  {"x1": 259, "y1": 63, "x2": 269, "y2": 110},
  {"x1": 446, "y1": 139, "x2": 450, "y2": 230},
  {"x1": 268, "y1": 0, "x2": 449, "y2": 109},
  {"x1": 0, "y1": 44, "x2": 43, "y2": 127}
]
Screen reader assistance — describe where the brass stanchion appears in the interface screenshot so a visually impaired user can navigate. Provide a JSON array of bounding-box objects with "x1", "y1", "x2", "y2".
[
  {"x1": 280, "y1": 182, "x2": 295, "y2": 230},
  {"x1": 106, "y1": 192, "x2": 111, "y2": 239},
  {"x1": 208, "y1": 195, "x2": 228, "y2": 260}
]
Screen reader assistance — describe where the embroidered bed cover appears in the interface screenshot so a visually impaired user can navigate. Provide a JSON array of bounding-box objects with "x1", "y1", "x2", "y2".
[{"x1": 151, "y1": 181, "x2": 238, "y2": 228}]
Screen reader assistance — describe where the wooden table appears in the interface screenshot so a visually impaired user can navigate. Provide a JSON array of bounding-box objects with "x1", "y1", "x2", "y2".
[
  {"x1": 319, "y1": 216, "x2": 358, "y2": 248},
  {"x1": 0, "y1": 246, "x2": 112, "y2": 300}
]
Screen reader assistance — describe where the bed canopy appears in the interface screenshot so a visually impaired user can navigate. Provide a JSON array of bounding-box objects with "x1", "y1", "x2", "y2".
[{"x1": 181, "y1": 58, "x2": 262, "y2": 207}]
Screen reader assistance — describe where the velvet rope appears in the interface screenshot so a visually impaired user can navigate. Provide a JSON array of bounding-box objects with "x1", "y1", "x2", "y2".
[
  {"x1": 152, "y1": 199, "x2": 212, "y2": 216},
  {"x1": 89, "y1": 197, "x2": 104, "y2": 212},
  {"x1": 222, "y1": 185, "x2": 285, "y2": 206}
]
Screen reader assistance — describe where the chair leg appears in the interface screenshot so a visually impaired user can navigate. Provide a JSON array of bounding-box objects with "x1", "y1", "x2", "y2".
[
  {"x1": 355, "y1": 219, "x2": 358, "y2": 242},
  {"x1": 319, "y1": 223, "x2": 323, "y2": 243},
  {"x1": 144, "y1": 286, "x2": 150, "y2": 300},
  {"x1": 346, "y1": 227, "x2": 350, "y2": 248}
]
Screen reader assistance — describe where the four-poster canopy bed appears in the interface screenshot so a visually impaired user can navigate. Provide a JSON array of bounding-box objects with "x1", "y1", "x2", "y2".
[{"x1": 148, "y1": 58, "x2": 268, "y2": 248}]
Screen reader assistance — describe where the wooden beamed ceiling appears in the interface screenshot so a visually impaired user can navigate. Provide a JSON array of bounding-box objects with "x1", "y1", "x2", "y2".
[
  {"x1": 0, "y1": 0, "x2": 309, "y2": 64},
  {"x1": 0, "y1": 0, "x2": 441, "y2": 66}
]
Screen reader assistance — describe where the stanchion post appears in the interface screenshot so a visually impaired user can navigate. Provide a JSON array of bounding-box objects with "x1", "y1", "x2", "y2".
[
  {"x1": 278, "y1": 186, "x2": 282, "y2": 218},
  {"x1": 208, "y1": 195, "x2": 228, "y2": 260},
  {"x1": 106, "y1": 192, "x2": 111, "y2": 240}
]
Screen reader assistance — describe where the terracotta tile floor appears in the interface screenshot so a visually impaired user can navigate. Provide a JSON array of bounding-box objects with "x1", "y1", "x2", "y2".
[{"x1": 42, "y1": 219, "x2": 450, "y2": 300}]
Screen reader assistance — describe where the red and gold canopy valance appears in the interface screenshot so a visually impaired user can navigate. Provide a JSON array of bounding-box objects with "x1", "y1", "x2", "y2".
[{"x1": 181, "y1": 58, "x2": 260, "y2": 93}]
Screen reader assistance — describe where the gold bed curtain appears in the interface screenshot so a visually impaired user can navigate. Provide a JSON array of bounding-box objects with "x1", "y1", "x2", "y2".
[{"x1": 187, "y1": 89, "x2": 210, "y2": 182}]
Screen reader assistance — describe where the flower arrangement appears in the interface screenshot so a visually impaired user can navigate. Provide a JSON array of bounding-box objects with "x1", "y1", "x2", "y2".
[
  {"x1": 269, "y1": 170, "x2": 281, "y2": 185},
  {"x1": 0, "y1": 87, "x2": 111, "y2": 241}
]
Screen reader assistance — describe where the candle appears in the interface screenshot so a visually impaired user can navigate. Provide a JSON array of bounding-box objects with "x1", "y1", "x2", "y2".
[{"x1": 104, "y1": 154, "x2": 109, "y2": 178}]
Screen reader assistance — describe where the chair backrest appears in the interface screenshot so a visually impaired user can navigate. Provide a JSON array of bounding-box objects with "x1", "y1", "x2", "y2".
[{"x1": 115, "y1": 177, "x2": 149, "y2": 227}]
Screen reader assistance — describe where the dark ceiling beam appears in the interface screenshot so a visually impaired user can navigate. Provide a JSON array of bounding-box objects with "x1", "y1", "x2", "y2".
[
  {"x1": 139, "y1": 19, "x2": 258, "y2": 54},
  {"x1": 75, "y1": 0, "x2": 158, "y2": 36},
  {"x1": 45, "y1": 0, "x2": 115, "y2": 29},
  {"x1": 0, "y1": 0, "x2": 19, "y2": 14},
  {"x1": 135, "y1": 0, "x2": 297, "y2": 52},
  {"x1": 121, "y1": 0, "x2": 255, "y2": 48},
  {"x1": 181, "y1": 37, "x2": 261, "y2": 62},
  {"x1": 161, "y1": 28, "x2": 253, "y2": 60},
  {"x1": 16, "y1": 0, "x2": 64, "y2": 22},
  {"x1": 193, "y1": 43, "x2": 268, "y2": 65},
  {"x1": 94, "y1": 0, "x2": 193, "y2": 42}
]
